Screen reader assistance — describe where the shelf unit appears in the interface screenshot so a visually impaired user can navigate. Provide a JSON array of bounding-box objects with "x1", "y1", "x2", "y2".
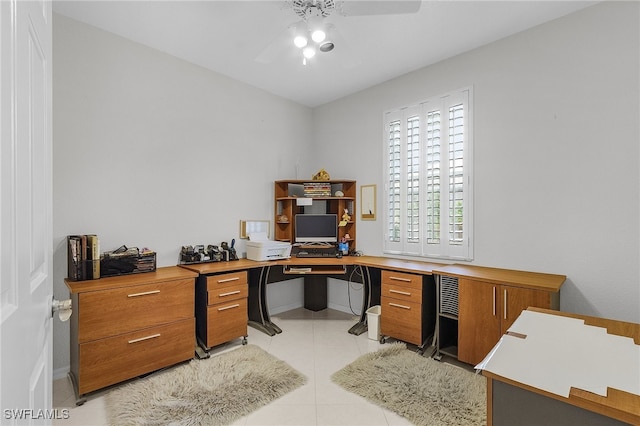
[
  {"x1": 274, "y1": 179, "x2": 356, "y2": 252},
  {"x1": 435, "y1": 275, "x2": 459, "y2": 359}
]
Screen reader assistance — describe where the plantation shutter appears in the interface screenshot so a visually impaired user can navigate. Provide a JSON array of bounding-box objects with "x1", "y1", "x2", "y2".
[
  {"x1": 385, "y1": 111, "x2": 402, "y2": 252},
  {"x1": 383, "y1": 87, "x2": 472, "y2": 260}
]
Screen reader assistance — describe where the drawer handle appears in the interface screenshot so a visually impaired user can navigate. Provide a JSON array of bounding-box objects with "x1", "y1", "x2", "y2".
[
  {"x1": 389, "y1": 289, "x2": 411, "y2": 296},
  {"x1": 493, "y1": 286, "x2": 496, "y2": 316},
  {"x1": 218, "y1": 303, "x2": 240, "y2": 311},
  {"x1": 219, "y1": 290, "x2": 241, "y2": 297},
  {"x1": 389, "y1": 302, "x2": 411, "y2": 310},
  {"x1": 504, "y1": 289, "x2": 508, "y2": 320},
  {"x1": 127, "y1": 290, "x2": 160, "y2": 298},
  {"x1": 128, "y1": 333, "x2": 161, "y2": 344},
  {"x1": 389, "y1": 276, "x2": 412, "y2": 283},
  {"x1": 217, "y1": 277, "x2": 240, "y2": 284}
]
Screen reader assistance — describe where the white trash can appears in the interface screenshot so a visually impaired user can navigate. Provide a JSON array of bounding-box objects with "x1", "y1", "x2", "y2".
[{"x1": 366, "y1": 305, "x2": 381, "y2": 341}]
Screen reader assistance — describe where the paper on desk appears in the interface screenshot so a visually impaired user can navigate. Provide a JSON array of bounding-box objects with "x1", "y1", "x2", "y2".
[
  {"x1": 477, "y1": 310, "x2": 640, "y2": 398},
  {"x1": 248, "y1": 232, "x2": 269, "y2": 241}
]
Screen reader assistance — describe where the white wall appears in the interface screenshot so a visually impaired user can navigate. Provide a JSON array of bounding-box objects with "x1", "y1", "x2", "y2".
[
  {"x1": 313, "y1": 2, "x2": 640, "y2": 323},
  {"x1": 52, "y1": 14, "x2": 313, "y2": 375}
]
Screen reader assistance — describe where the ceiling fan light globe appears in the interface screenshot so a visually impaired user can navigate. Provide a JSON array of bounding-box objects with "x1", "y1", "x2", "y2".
[
  {"x1": 294, "y1": 35, "x2": 308, "y2": 48},
  {"x1": 307, "y1": 14, "x2": 326, "y2": 43},
  {"x1": 302, "y1": 46, "x2": 316, "y2": 59},
  {"x1": 311, "y1": 29, "x2": 326, "y2": 43}
]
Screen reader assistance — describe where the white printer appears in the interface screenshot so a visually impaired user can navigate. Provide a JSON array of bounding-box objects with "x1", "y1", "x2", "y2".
[{"x1": 246, "y1": 232, "x2": 292, "y2": 261}]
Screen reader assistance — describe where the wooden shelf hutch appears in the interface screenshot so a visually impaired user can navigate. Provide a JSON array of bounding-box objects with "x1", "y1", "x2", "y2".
[{"x1": 274, "y1": 179, "x2": 356, "y2": 252}]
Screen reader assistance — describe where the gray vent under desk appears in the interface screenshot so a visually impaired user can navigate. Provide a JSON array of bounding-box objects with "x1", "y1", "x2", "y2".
[{"x1": 439, "y1": 276, "x2": 459, "y2": 317}]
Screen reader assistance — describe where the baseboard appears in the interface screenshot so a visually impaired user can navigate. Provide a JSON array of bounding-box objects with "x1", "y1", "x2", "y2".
[
  {"x1": 53, "y1": 366, "x2": 70, "y2": 381},
  {"x1": 327, "y1": 302, "x2": 359, "y2": 316},
  {"x1": 269, "y1": 301, "x2": 304, "y2": 315}
]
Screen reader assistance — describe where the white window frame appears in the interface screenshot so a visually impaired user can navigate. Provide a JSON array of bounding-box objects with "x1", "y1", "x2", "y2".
[{"x1": 383, "y1": 87, "x2": 474, "y2": 261}]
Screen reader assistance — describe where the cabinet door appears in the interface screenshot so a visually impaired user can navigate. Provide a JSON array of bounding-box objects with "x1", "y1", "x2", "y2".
[
  {"x1": 458, "y1": 279, "x2": 502, "y2": 365},
  {"x1": 500, "y1": 285, "x2": 551, "y2": 335}
]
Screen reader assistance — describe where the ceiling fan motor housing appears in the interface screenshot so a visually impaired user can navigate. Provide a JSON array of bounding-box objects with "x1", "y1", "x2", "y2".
[{"x1": 292, "y1": 0, "x2": 336, "y2": 20}]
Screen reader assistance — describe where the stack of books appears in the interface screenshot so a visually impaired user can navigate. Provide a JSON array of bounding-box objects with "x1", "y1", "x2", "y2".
[
  {"x1": 303, "y1": 182, "x2": 331, "y2": 197},
  {"x1": 67, "y1": 234, "x2": 100, "y2": 281}
]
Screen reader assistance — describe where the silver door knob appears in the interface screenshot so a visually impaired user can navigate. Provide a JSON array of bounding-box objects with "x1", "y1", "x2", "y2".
[{"x1": 52, "y1": 297, "x2": 72, "y2": 321}]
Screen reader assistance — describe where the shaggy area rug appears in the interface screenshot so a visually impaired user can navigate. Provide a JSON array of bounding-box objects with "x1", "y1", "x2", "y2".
[
  {"x1": 105, "y1": 344, "x2": 306, "y2": 426},
  {"x1": 331, "y1": 343, "x2": 486, "y2": 426}
]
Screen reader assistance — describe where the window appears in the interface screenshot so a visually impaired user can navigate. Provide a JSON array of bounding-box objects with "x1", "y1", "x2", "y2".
[{"x1": 383, "y1": 88, "x2": 473, "y2": 260}]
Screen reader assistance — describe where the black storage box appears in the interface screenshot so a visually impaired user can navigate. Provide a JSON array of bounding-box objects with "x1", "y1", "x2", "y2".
[{"x1": 100, "y1": 247, "x2": 156, "y2": 277}]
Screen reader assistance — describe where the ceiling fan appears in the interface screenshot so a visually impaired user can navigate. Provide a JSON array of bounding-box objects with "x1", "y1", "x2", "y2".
[{"x1": 256, "y1": 0, "x2": 422, "y2": 66}]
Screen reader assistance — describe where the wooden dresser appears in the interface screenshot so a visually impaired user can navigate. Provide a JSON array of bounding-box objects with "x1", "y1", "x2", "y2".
[
  {"x1": 65, "y1": 266, "x2": 197, "y2": 403},
  {"x1": 194, "y1": 270, "x2": 248, "y2": 355},
  {"x1": 380, "y1": 270, "x2": 436, "y2": 353}
]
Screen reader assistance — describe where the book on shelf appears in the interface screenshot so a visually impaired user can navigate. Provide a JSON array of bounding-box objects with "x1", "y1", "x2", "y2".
[
  {"x1": 67, "y1": 234, "x2": 100, "y2": 281},
  {"x1": 303, "y1": 182, "x2": 332, "y2": 197},
  {"x1": 80, "y1": 235, "x2": 87, "y2": 280},
  {"x1": 86, "y1": 234, "x2": 100, "y2": 280},
  {"x1": 67, "y1": 235, "x2": 82, "y2": 281}
]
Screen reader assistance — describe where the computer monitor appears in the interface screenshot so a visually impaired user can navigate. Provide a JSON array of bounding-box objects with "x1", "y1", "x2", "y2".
[{"x1": 294, "y1": 214, "x2": 338, "y2": 243}]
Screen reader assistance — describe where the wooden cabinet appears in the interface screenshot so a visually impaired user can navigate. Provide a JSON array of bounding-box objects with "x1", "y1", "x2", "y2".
[
  {"x1": 195, "y1": 270, "x2": 248, "y2": 353},
  {"x1": 434, "y1": 264, "x2": 565, "y2": 366},
  {"x1": 380, "y1": 270, "x2": 435, "y2": 351},
  {"x1": 458, "y1": 279, "x2": 556, "y2": 365},
  {"x1": 274, "y1": 179, "x2": 356, "y2": 252},
  {"x1": 65, "y1": 267, "x2": 197, "y2": 402}
]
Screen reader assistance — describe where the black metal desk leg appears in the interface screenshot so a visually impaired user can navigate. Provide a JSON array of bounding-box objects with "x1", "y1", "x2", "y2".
[
  {"x1": 247, "y1": 266, "x2": 281, "y2": 336},
  {"x1": 348, "y1": 265, "x2": 370, "y2": 335}
]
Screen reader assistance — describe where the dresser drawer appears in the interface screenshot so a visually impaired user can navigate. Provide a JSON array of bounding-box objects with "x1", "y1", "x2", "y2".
[
  {"x1": 382, "y1": 281, "x2": 422, "y2": 304},
  {"x1": 381, "y1": 270, "x2": 422, "y2": 291},
  {"x1": 381, "y1": 296, "x2": 422, "y2": 346},
  {"x1": 207, "y1": 282, "x2": 247, "y2": 306},
  {"x1": 206, "y1": 298, "x2": 248, "y2": 348},
  {"x1": 206, "y1": 271, "x2": 248, "y2": 293},
  {"x1": 78, "y1": 278, "x2": 194, "y2": 343},
  {"x1": 78, "y1": 317, "x2": 194, "y2": 394}
]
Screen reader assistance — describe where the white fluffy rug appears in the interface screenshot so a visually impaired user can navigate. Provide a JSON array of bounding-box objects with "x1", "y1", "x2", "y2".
[
  {"x1": 105, "y1": 344, "x2": 306, "y2": 425},
  {"x1": 331, "y1": 343, "x2": 486, "y2": 426}
]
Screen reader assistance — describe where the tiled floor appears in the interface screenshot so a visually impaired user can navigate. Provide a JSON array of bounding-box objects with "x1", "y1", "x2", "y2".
[{"x1": 53, "y1": 308, "x2": 446, "y2": 425}]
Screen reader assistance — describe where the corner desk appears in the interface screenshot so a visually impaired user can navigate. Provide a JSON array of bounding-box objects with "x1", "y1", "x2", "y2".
[
  {"x1": 65, "y1": 257, "x2": 566, "y2": 400},
  {"x1": 179, "y1": 256, "x2": 442, "y2": 346},
  {"x1": 178, "y1": 256, "x2": 565, "y2": 360}
]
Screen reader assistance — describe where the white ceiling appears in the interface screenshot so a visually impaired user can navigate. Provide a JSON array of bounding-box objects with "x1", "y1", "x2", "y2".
[{"x1": 53, "y1": 0, "x2": 598, "y2": 108}]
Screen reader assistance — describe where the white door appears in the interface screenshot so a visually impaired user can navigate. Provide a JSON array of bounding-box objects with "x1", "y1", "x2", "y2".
[{"x1": 1, "y1": 0, "x2": 53, "y2": 423}]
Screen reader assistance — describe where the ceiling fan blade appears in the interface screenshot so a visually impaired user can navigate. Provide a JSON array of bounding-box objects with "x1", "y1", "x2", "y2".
[
  {"x1": 255, "y1": 24, "x2": 298, "y2": 64},
  {"x1": 339, "y1": 0, "x2": 421, "y2": 16}
]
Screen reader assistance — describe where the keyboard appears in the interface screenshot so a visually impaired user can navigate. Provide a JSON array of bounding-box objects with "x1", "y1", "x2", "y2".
[{"x1": 296, "y1": 251, "x2": 337, "y2": 258}]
